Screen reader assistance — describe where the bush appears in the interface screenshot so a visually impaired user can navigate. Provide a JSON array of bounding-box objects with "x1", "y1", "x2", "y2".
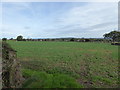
[
  {"x1": 2, "y1": 38, "x2": 7, "y2": 41},
  {"x1": 16, "y1": 35, "x2": 23, "y2": 41}
]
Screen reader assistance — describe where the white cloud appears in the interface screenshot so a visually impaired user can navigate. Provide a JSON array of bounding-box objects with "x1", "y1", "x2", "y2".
[
  {"x1": 60, "y1": 3, "x2": 117, "y2": 26},
  {"x1": 50, "y1": 2, "x2": 118, "y2": 38},
  {"x1": 1, "y1": 2, "x2": 118, "y2": 38}
]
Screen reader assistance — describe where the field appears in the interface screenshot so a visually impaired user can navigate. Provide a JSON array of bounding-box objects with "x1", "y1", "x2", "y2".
[{"x1": 7, "y1": 41, "x2": 118, "y2": 88}]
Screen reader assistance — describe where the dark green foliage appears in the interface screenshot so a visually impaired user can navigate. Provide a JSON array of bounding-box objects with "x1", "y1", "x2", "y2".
[
  {"x1": 16, "y1": 35, "x2": 23, "y2": 41},
  {"x1": 84, "y1": 39, "x2": 90, "y2": 42},
  {"x1": 103, "y1": 30, "x2": 120, "y2": 42},
  {"x1": 9, "y1": 38, "x2": 13, "y2": 40},
  {"x1": 2, "y1": 38, "x2": 7, "y2": 41},
  {"x1": 70, "y1": 38, "x2": 75, "y2": 41}
]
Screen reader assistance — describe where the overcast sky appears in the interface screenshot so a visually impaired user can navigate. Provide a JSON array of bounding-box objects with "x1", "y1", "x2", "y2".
[{"x1": 1, "y1": 2, "x2": 118, "y2": 39}]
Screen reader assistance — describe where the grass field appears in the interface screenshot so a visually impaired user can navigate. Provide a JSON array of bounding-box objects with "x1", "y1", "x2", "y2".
[{"x1": 7, "y1": 41, "x2": 118, "y2": 88}]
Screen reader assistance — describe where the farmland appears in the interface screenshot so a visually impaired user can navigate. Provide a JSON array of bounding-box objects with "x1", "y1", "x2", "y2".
[{"x1": 7, "y1": 41, "x2": 118, "y2": 88}]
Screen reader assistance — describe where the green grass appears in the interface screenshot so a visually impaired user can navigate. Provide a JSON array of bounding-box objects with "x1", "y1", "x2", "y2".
[
  {"x1": 22, "y1": 69, "x2": 83, "y2": 88},
  {"x1": 7, "y1": 41, "x2": 118, "y2": 88}
]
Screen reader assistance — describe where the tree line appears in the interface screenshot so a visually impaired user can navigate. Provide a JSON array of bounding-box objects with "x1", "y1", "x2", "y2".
[{"x1": 2, "y1": 30, "x2": 120, "y2": 44}]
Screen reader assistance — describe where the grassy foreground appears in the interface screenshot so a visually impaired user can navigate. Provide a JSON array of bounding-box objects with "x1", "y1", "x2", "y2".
[{"x1": 7, "y1": 41, "x2": 118, "y2": 88}]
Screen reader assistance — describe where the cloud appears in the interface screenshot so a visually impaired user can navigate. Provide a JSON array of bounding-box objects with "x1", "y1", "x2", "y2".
[
  {"x1": 45, "y1": 2, "x2": 118, "y2": 38},
  {"x1": 1, "y1": 2, "x2": 118, "y2": 38},
  {"x1": 59, "y1": 3, "x2": 117, "y2": 26}
]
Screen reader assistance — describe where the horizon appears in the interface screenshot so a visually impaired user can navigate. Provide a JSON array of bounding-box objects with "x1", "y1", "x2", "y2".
[
  {"x1": 1, "y1": 36, "x2": 105, "y2": 39},
  {"x1": 1, "y1": 2, "x2": 118, "y2": 39}
]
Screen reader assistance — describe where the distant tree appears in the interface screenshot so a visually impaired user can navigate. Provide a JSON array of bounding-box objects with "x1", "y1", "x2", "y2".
[
  {"x1": 70, "y1": 38, "x2": 75, "y2": 41},
  {"x1": 80, "y1": 38, "x2": 85, "y2": 42},
  {"x1": 2, "y1": 38, "x2": 7, "y2": 41},
  {"x1": 10, "y1": 38, "x2": 13, "y2": 40},
  {"x1": 62, "y1": 39, "x2": 64, "y2": 41},
  {"x1": 103, "y1": 30, "x2": 120, "y2": 42},
  {"x1": 51, "y1": 39, "x2": 54, "y2": 41},
  {"x1": 16, "y1": 35, "x2": 23, "y2": 41},
  {"x1": 22, "y1": 39, "x2": 26, "y2": 41},
  {"x1": 85, "y1": 39, "x2": 90, "y2": 42}
]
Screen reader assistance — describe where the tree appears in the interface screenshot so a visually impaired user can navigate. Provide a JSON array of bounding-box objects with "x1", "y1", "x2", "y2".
[
  {"x1": 2, "y1": 38, "x2": 7, "y2": 41},
  {"x1": 10, "y1": 38, "x2": 13, "y2": 40},
  {"x1": 70, "y1": 38, "x2": 75, "y2": 41},
  {"x1": 16, "y1": 35, "x2": 23, "y2": 41},
  {"x1": 103, "y1": 30, "x2": 120, "y2": 42},
  {"x1": 85, "y1": 39, "x2": 90, "y2": 42}
]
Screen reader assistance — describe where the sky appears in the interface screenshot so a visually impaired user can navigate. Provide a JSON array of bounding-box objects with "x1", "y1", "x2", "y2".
[{"x1": 1, "y1": 2, "x2": 118, "y2": 39}]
